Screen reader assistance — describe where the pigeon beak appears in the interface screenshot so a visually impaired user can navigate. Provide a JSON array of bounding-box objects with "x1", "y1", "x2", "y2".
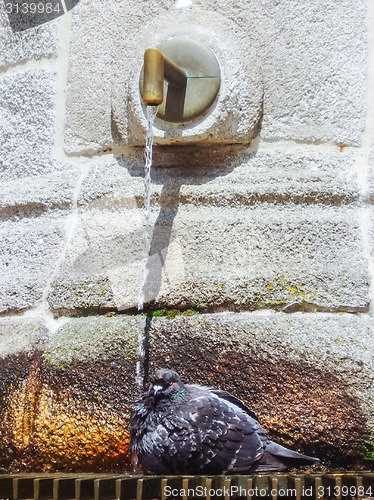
[{"x1": 152, "y1": 384, "x2": 163, "y2": 396}]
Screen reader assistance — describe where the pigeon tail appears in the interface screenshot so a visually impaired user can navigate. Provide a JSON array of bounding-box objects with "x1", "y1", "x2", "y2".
[
  {"x1": 247, "y1": 443, "x2": 320, "y2": 473},
  {"x1": 265, "y1": 441, "x2": 320, "y2": 466}
]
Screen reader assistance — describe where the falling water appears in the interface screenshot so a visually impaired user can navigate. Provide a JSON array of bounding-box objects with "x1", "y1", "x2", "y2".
[{"x1": 136, "y1": 105, "x2": 158, "y2": 387}]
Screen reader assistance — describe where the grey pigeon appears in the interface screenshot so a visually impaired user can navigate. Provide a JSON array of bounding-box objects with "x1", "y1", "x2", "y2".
[{"x1": 129, "y1": 369, "x2": 320, "y2": 475}]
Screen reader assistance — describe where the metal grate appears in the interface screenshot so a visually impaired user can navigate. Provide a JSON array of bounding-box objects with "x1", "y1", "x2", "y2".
[{"x1": 1, "y1": 473, "x2": 374, "y2": 500}]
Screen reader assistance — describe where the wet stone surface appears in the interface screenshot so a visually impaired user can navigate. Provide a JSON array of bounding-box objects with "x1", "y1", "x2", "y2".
[
  {"x1": 149, "y1": 329, "x2": 367, "y2": 466},
  {"x1": 0, "y1": 314, "x2": 372, "y2": 472},
  {"x1": 0, "y1": 350, "x2": 137, "y2": 473}
]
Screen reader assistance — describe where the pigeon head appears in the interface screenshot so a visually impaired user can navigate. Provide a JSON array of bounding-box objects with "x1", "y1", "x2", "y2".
[{"x1": 150, "y1": 369, "x2": 184, "y2": 398}]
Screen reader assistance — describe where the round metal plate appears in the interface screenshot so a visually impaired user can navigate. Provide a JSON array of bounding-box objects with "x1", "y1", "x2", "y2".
[{"x1": 140, "y1": 38, "x2": 221, "y2": 127}]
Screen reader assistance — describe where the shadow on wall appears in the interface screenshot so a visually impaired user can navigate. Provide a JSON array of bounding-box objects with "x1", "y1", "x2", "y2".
[{"x1": 118, "y1": 143, "x2": 259, "y2": 314}]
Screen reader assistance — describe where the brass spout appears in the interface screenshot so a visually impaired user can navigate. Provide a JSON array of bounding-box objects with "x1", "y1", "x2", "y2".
[{"x1": 142, "y1": 48, "x2": 188, "y2": 106}]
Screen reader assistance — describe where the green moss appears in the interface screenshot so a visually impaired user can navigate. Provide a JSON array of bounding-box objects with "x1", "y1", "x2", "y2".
[
  {"x1": 148, "y1": 309, "x2": 200, "y2": 319},
  {"x1": 152, "y1": 309, "x2": 178, "y2": 318},
  {"x1": 364, "y1": 440, "x2": 374, "y2": 461},
  {"x1": 183, "y1": 309, "x2": 200, "y2": 316}
]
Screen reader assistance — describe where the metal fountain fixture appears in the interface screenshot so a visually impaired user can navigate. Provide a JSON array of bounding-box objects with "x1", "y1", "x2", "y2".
[{"x1": 140, "y1": 37, "x2": 221, "y2": 125}]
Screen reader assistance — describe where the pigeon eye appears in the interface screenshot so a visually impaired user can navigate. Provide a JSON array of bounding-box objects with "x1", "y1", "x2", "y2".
[{"x1": 169, "y1": 381, "x2": 173, "y2": 386}]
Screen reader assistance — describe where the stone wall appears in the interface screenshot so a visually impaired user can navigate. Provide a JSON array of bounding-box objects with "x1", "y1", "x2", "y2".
[{"x1": 1, "y1": 0, "x2": 374, "y2": 472}]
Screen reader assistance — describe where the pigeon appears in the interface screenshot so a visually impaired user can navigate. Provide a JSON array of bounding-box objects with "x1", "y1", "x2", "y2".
[{"x1": 129, "y1": 368, "x2": 320, "y2": 475}]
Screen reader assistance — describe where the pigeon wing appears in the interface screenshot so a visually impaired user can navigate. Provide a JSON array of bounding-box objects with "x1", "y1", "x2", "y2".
[
  {"x1": 204, "y1": 389, "x2": 269, "y2": 472},
  {"x1": 228, "y1": 411, "x2": 267, "y2": 472},
  {"x1": 209, "y1": 389, "x2": 259, "y2": 421},
  {"x1": 181, "y1": 391, "x2": 265, "y2": 474}
]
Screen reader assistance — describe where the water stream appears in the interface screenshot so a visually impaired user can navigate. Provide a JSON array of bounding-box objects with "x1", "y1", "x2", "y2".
[{"x1": 136, "y1": 105, "x2": 158, "y2": 387}]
